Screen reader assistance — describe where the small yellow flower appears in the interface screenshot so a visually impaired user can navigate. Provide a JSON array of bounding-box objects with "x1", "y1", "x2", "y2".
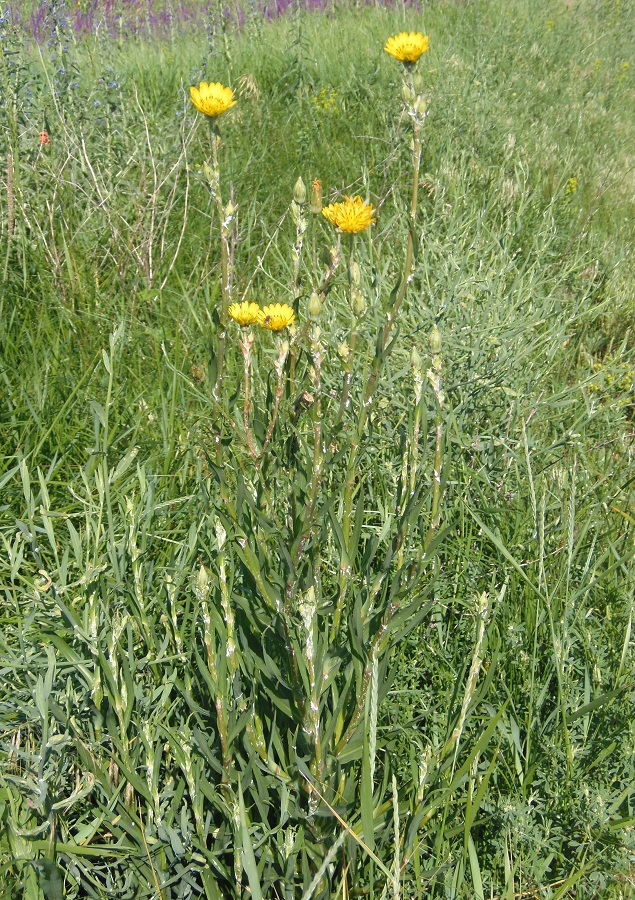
[
  {"x1": 260, "y1": 303, "x2": 295, "y2": 331},
  {"x1": 229, "y1": 301, "x2": 262, "y2": 327},
  {"x1": 190, "y1": 82, "x2": 237, "y2": 118},
  {"x1": 322, "y1": 195, "x2": 375, "y2": 233},
  {"x1": 311, "y1": 87, "x2": 338, "y2": 111},
  {"x1": 384, "y1": 32, "x2": 429, "y2": 64}
]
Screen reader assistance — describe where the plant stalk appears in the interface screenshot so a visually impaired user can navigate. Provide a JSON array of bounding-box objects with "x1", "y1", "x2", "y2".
[
  {"x1": 240, "y1": 331, "x2": 257, "y2": 457},
  {"x1": 335, "y1": 116, "x2": 424, "y2": 631},
  {"x1": 208, "y1": 125, "x2": 231, "y2": 398}
]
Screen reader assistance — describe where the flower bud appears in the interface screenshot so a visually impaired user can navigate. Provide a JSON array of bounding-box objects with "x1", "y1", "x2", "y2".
[
  {"x1": 410, "y1": 345, "x2": 423, "y2": 376},
  {"x1": 223, "y1": 199, "x2": 238, "y2": 220},
  {"x1": 402, "y1": 81, "x2": 416, "y2": 105},
  {"x1": 308, "y1": 291, "x2": 322, "y2": 320},
  {"x1": 413, "y1": 73, "x2": 424, "y2": 95},
  {"x1": 429, "y1": 323, "x2": 442, "y2": 354},
  {"x1": 350, "y1": 260, "x2": 361, "y2": 286},
  {"x1": 197, "y1": 564, "x2": 211, "y2": 599},
  {"x1": 310, "y1": 178, "x2": 323, "y2": 214},
  {"x1": 293, "y1": 176, "x2": 307, "y2": 205},
  {"x1": 413, "y1": 95, "x2": 427, "y2": 119},
  {"x1": 351, "y1": 288, "x2": 366, "y2": 317},
  {"x1": 290, "y1": 200, "x2": 306, "y2": 228},
  {"x1": 337, "y1": 340, "x2": 350, "y2": 361},
  {"x1": 215, "y1": 519, "x2": 227, "y2": 551},
  {"x1": 203, "y1": 161, "x2": 219, "y2": 193}
]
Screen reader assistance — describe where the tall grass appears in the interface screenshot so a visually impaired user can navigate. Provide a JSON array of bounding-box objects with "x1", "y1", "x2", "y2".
[{"x1": 1, "y1": 0, "x2": 634, "y2": 897}]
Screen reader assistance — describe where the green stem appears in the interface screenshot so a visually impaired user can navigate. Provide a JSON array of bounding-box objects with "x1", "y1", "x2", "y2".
[
  {"x1": 289, "y1": 195, "x2": 307, "y2": 396},
  {"x1": 261, "y1": 338, "x2": 289, "y2": 459},
  {"x1": 424, "y1": 415, "x2": 443, "y2": 552},
  {"x1": 260, "y1": 374, "x2": 284, "y2": 458},
  {"x1": 240, "y1": 333, "x2": 257, "y2": 457},
  {"x1": 392, "y1": 118, "x2": 421, "y2": 322},
  {"x1": 209, "y1": 126, "x2": 231, "y2": 398},
  {"x1": 409, "y1": 392, "x2": 423, "y2": 497},
  {"x1": 338, "y1": 233, "x2": 357, "y2": 420},
  {"x1": 333, "y1": 127, "x2": 422, "y2": 636}
]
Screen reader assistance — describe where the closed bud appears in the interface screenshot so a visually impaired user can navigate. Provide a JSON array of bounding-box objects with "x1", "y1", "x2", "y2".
[
  {"x1": 413, "y1": 95, "x2": 427, "y2": 119},
  {"x1": 308, "y1": 291, "x2": 322, "y2": 319},
  {"x1": 197, "y1": 565, "x2": 210, "y2": 598},
  {"x1": 215, "y1": 519, "x2": 227, "y2": 551},
  {"x1": 429, "y1": 323, "x2": 442, "y2": 354},
  {"x1": 224, "y1": 200, "x2": 237, "y2": 220},
  {"x1": 310, "y1": 178, "x2": 323, "y2": 214},
  {"x1": 411, "y1": 345, "x2": 423, "y2": 375},
  {"x1": 203, "y1": 161, "x2": 217, "y2": 186},
  {"x1": 402, "y1": 81, "x2": 416, "y2": 105},
  {"x1": 350, "y1": 260, "x2": 361, "y2": 286},
  {"x1": 351, "y1": 288, "x2": 366, "y2": 317},
  {"x1": 337, "y1": 340, "x2": 350, "y2": 361},
  {"x1": 293, "y1": 176, "x2": 307, "y2": 205},
  {"x1": 413, "y1": 73, "x2": 424, "y2": 95}
]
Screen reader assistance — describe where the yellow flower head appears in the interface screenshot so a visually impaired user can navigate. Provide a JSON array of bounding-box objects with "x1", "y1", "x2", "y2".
[
  {"x1": 260, "y1": 303, "x2": 295, "y2": 331},
  {"x1": 384, "y1": 32, "x2": 429, "y2": 64},
  {"x1": 322, "y1": 195, "x2": 376, "y2": 233},
  {"x1": 190, "y1": 82, "x2": 237, "y2": 118},
  {"x1": 229, "y1": 301, "x2": 262, "y2": 327}
]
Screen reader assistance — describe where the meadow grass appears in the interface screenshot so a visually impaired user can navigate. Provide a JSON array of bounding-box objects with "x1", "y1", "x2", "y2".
[{"x1": 1, "y1": 0, "x2": 634, "y2": 897}]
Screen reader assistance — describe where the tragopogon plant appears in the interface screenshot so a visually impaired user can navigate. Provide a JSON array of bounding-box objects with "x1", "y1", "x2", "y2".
[{"x1": 182, "y1": 29, "x2": 452, "y2": 899}]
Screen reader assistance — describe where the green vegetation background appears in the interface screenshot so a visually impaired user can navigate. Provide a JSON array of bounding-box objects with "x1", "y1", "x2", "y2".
[{"x1": 1, "y1": 0, "x2": 634, "y2": 896}]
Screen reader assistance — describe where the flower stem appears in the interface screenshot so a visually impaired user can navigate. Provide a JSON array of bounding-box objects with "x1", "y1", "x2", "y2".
[
  {"x1": 424, "y1": 337, "x2": 444, "y2": 552},
  {"x1": 260, "y1": 338, "x2": 289, "y2": 458},
  {"x1": 333, "y1": 122, "x2": 423, "y2": 636},
  {"x1": 338, "y1": 233, "x2": 357, "y2": 420},
  {"x1": 240, "y1": 332, "x2": 257, "y2": 457},
  {"x1": 289, "y1": 185, "x2": 307, "y2": 396},
  {"x1": 392, "y1": 117, "x2": 422, "y2": 326},
  {"x1": 209, "y1": 125, "x2": 231, "y2": 399},
  {"x1": 424, "y1": 414, "x2": 443, "y2": 552}
]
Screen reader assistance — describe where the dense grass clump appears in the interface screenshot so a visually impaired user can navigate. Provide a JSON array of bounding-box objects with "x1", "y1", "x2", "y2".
[{"x1": 1, "y1": 0, "x2": 634, "y2": 897}]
